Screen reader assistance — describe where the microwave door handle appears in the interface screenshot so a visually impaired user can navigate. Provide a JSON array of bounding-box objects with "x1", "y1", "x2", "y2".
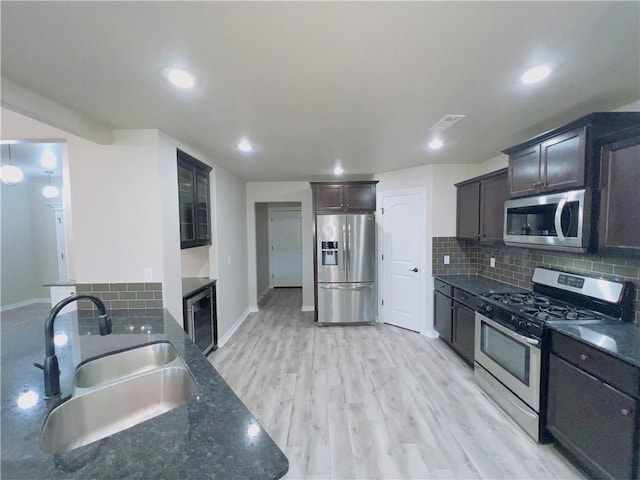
[{"x1": 554, "y1": 198, "x2": 567, "y2": 240}]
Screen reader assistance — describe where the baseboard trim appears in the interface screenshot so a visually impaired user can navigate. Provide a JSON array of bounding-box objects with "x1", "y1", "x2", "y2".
[
  {"x1": 248, "y1": 305, "x2": 259, "y2": 313},
  {"x1": 422, "y1": 328, "x2": 439, "y2": 339},
  {"x1": 301, "y1": 305, "x2": 315, "y2": 312},
  {"x1": 217, "y1": 307, "x2": 252, "y2": 348},
  {"x1": 1, "y1": 298, "x2": 50, "y2": 312},
  {"x1": 257, "y1": 287, "x2": 271, "y2": 303}
]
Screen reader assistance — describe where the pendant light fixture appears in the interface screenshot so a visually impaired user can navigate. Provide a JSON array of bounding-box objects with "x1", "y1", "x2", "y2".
[
  {"x1": 42, "y1": 171, "x2": 60, "y2": 198},
  {"x1": 1, "y1": 145, "x2": 25, "y2": 186}
]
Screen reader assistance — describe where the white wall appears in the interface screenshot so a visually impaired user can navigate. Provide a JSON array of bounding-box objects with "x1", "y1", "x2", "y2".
[
  {"x1": 246, "y1": 182, "x2": 314, "y2": 310},
  {"x1": 254, "y1": 203, "x2": 270, "y2": 298},
  {"x1": 212, "y1": 167, "x2": 248, "y2": 335},
  {"x1": 181, "y1": 247, "x2": 210, "y2": 278},
  {"x1": 70, "y1": 129, "x2": 164, "y2": 283},
  {"x1": 1, "y1": 178, "x2": 37, "y2": 306}
]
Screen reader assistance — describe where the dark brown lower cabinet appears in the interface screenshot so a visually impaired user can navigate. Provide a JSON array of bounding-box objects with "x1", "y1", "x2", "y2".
[
  {"x1": 452, "y1": 303, "x2": 475, "y2": 364},
  {"x1": 434, "y1": 290, "x2": 452, "y2": 343},
  {"x1": 547, "y1": 353, "x2": 638, "y2": 480},
  {"x1": 433, "y1": 284, "x2": 475, "y2": 366}
]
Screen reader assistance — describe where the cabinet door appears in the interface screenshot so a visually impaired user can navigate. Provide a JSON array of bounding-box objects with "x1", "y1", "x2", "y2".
[
  {"x1": 509, "y1": 146, "x2": 541, "y2": 197},
  {"x1": 178, "y1": 161, "x2": 196, "y2": 247},
  {"x1": 452, "y1": 303, "x2": 475, "y2": 365},
  {"x1": 195, "y1": 168, "x2": 211, "y2": 244},
  {"x1": 345, "y1": 184, "x2": 376, "y2": 211},
  {"x1": 480, "y1": 171, "x2": 508, "y2": 243},
  {"x1": 599, "y1": 134, "x2": 640, "y2": 255},
  {"x1": 547, "y1": 354, "x2": 636, "y2": 480},
  {"x1": 541, "y1": 127, "x2": 586, "y2": 192},
  {"x1": 456, "y1": 182, "x2": 480, "y2": 240},
  {"x1": 314, "y1": 185, "x2": 344, "y2": 211},
  {"x1": 434, "y1": 291, "x2": 452, "y2": 342}
]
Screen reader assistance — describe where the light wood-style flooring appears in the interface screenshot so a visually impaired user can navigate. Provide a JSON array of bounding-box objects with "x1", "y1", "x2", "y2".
[{"x1": 209, "y1": 288, "x2": 584, "y2": 480}]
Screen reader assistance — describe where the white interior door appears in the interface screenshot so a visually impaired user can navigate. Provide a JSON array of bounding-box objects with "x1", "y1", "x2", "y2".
[
  {"x1": 269, "y1": 208, "x2": 302, "y2": 287},
  {"x1": 381, "y1": 189, "x2": 425, "y2": 332}
]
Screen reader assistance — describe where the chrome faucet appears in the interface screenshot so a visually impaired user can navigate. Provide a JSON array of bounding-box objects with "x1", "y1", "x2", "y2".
[{"x1": 34, "y1": 294, "x2": 112, "y2": 398}]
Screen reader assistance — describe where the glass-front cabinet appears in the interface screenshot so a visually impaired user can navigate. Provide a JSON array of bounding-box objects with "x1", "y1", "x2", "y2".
[{"x1": 177, "y1": 149, "x2": 212, "y2": 249}]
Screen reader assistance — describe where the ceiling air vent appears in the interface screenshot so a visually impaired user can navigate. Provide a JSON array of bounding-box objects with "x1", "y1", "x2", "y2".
[{"x1": 429, "y1": 114, "x2": 466, "y2": 133}]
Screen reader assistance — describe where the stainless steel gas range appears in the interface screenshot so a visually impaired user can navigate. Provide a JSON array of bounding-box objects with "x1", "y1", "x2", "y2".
[{"x1": 474, "y1": 267, "x2": 635, "y2": 442}]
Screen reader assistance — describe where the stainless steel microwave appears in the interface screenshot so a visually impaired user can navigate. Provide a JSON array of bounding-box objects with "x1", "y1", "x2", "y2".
[{"x1": 503, "y1": 189, "x2": 593, "y2": 252}]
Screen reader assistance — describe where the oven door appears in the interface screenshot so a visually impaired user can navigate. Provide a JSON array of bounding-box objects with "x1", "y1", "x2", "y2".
[{"x1": 474, "y1": 312, "x2": 541, "y2": 412}]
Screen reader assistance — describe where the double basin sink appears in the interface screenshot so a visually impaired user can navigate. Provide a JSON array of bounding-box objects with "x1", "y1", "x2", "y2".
[{"x1": 40, "y1": 341, "x2": 197, "y2": 454}]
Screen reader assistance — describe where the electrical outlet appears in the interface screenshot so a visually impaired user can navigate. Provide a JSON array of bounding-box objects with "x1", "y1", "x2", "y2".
[
  {"x1": 444, "y1": 255, "x2": 450, "y2": 265},
  {"x1": 490, "y1": 257, "x2": 496, "y2": 268}
]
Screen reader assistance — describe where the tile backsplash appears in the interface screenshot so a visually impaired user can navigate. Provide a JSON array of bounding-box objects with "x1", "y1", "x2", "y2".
[
  {"x1": 75, "y1": 282, "x2": 163, "y2": 310},
  {"x1": 432, "y1": 237, "x2": 640, "y2": 322}
]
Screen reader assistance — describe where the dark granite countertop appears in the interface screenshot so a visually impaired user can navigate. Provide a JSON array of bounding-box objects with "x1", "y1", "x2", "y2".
[
  {"x1": 1, "y1": 308, "x2": 288, "y2": 479},
  {"x1": 434, "y1": 274, "x2": 527, "y2": 297},
  {"x1": 182, "y1": 277, "x2": 217, "y2": 298},
  {"x1": 547, "y1": 322, "x2": 640, "y2": 368}
]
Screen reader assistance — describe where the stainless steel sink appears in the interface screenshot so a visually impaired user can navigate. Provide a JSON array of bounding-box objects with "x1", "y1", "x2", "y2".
[
  {"x1": 40, "y1": 365, "x2": 197, "y2": 454},
  {"x1": 73, "y1": 341, "x2": 179, "y2": 391}
]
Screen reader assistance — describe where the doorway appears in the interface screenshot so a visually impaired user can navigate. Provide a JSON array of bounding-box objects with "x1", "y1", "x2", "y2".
[
  {"x1": 0, "y1": 141, "x2": 70, "y2": 310},
  {"x1": 379, "y1": 188, "x2": 426, "y2": 332},
  {"x1": 268, "y1": 206, "x2": 302, "y2": 287},
  {"x1": 254, "y1": 202, "x2": 303, "y2": 301}
]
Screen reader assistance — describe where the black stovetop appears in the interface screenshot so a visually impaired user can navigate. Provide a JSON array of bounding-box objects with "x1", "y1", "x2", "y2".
[{"x1": 481, "y1": 292, "x2": 612, "y2": 323}]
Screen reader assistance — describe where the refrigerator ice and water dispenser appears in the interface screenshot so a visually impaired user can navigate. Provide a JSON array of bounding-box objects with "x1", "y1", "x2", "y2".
[{"x1": 321, "y1": 241, "x2": 339, "y2": 266}]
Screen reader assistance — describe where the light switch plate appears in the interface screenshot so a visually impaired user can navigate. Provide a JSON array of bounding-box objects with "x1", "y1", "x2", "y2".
[
  {"x1": 444, "y1": 255, "x2": 450, "y2": 264},
  {"x1": 490, "y1": 257, "x2": 496, "y2": 268}
]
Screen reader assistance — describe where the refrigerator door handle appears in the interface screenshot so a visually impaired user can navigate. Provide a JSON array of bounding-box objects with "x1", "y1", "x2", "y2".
[
  {"x1": 342, "y1": 223, "x2": 347, "y2": 274},
  {"x1": 346, "y1": 222, "x2": 351, "y2": 279},
  {"x1": 319, "y1": 284, "x2": 369, "y2": 291}
]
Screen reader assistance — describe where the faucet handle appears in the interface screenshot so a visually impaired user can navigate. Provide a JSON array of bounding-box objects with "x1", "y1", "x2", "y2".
[
  {"x1": 33, "y1": 362, "x2": 44, "y2": 370},
  {"x1": 98, "y1": 314, "x2": 112, "y2": 336}
]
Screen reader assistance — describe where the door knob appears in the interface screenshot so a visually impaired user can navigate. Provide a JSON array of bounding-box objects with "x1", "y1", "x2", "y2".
[{"x1": 408, "y1": 267, "x2": 419, "y2": 273}]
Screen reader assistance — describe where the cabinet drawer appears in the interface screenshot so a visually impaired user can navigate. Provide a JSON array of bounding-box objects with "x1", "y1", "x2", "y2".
[
  {"x1": 453, "y1": 288, "x2": 475, "y2": 309},
  {"x1": 550, "y1": 330, "x2": 640, "y2": 398},
  {"x1": 434, "y1": 279, "x2": 452, "y2": 297}
]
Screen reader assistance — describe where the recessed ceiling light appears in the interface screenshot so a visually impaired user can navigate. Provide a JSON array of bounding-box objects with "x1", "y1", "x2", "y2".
[
  {"x1": 429, "y1": 138, "x2": 444, "y2": 150},
  {"x1": 333, "y1": 165, "x2": 344, "y2": 176},
  {"x1": 237, "y1": 140, "x2": 253, "y2": 153},
  {"x1": 161, "y1": 67, "x2": 196, "y2": 89},
  {"x1": 521, "y1": 65, "x2": 551, "y2": 85}
]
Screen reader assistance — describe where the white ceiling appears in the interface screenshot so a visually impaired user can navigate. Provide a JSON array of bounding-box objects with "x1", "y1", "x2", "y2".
[{"x1": 1, "y1": 1, "x2": 639, "y2": 181}]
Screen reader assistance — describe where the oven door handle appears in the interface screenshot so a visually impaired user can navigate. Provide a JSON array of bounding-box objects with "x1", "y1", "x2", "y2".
[{"x1": 512, "y1": 331, "x2": 540, "y2": 346}]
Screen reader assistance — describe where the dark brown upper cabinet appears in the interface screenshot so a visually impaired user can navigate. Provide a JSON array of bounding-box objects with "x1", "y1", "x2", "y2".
[
  {"x1": 311, "y1": 181, "x2": 378, "y2": 213},
  {"x1": 178, "y1": 149, "x2": 212, "y2": 249},
  {"x1": 455, "y1": 168, "x2": 508, "y2": 244},
  {"x1": 597, "y1": 127, "x2": 640, "y2": 257},
  {"x1": 503, "y1": 112, "x2": 640, "y2": 198}
]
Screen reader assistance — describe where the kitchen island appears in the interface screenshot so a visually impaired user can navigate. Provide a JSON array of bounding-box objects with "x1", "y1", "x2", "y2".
[{"x1": 1, "y1": 308, "x2": 288, "y2": 479}]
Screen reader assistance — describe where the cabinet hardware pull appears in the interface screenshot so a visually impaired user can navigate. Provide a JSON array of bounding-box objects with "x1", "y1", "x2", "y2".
[
  {"x1": 580, "y1": 354, "x2": 588, "y2": 361},
  {"x1": 621, "y1": 408, "x2": 630, "y2": 416}
]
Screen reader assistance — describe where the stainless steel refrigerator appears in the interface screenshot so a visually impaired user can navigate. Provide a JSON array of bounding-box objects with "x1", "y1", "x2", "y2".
[{"x1": 315, "y1": 214, "x2": 376, "y2": 325}]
